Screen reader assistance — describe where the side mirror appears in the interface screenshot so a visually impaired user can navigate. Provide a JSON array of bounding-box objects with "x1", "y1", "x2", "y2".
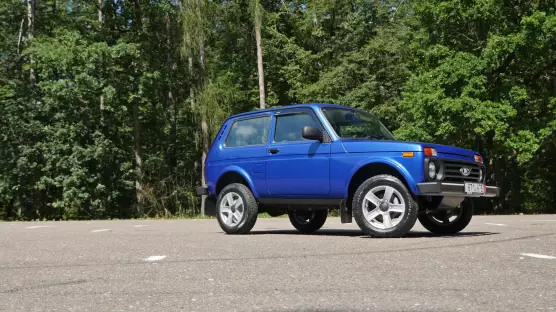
[{"x1": 302, "y1": 126, "x2": 323, "y2": 141}]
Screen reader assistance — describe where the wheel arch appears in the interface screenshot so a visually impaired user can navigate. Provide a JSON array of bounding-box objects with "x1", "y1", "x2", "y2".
[
  {"x1": 215, "y1": 167, "x2": 258, "y2": 198},
  {"x1": 345, "y1": 159, "x2": 418, "y2": 200}
]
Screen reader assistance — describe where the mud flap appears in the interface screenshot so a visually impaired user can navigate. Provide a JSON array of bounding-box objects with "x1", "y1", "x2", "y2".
[
  {"x1": 201, "y1": 195, "x2": 217, "y2": 217},
  {"x1": 340, "y1": 198, "x2": 352, "y2": 223}
]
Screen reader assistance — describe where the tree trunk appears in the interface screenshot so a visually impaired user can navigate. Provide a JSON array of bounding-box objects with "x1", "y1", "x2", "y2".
[
  {"x1": 166, "y1": 13, "x2": 177, "y2": 181},
  {"x1": 17, "y1": 19, "x2": 24, "y2": 56},
  {"x1": 201, "y1": 118, "x2": 208, "y2": 186},
  {"x1": 134, "y1": 100, "x2": 143, "y2": 215},
  {"x1": 199, "y1": 38, "x2": 208, "y2": 187},
  {"x1": 5, "y1": 196, "x2": 15, "y2": 220},
  {"x1": 552, "y1": 75, "x2": 556, "y2": 97},
  {"x1": 196, "y1": 0, "x2": 209, "y2": 186},
  {"x1": 133, "y1": 0, "x2": 144, "y2": 215},
  {"x1": 253, "y1": 0, "x2": 265, "y2": 109},
  {"x1": 98, "y1": 0, "x2": 103, "y2": 23},
  {"x1": 98, "y1": 0, "x2": 104, "y2": 121},
  {"x1": 188, "y1": 55, "x2": 194, "y2": 111},
  {"x1": 27, "y1": 0, "x2": 36, "y2": 87},
  {"x1": 166, "y1": 13, "x2": 174, "y2": 107}
]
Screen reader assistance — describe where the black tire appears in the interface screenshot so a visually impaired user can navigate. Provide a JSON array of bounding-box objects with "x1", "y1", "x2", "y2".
[
  {"x1": 418, "y1": 198, "x2": 474, "y2": 234},
  {"x1": 352, "y1": 174, "x2": 418, "y2": 238},
  {"x1": 216, "y1": 183, "x2": 258, "y2": 234},
  {"x1": 288, "y1": 210, "x2": 328, "y2": 233}
]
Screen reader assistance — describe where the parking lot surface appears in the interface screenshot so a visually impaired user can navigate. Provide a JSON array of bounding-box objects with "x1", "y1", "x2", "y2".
[{"x1": 1, "y1": 215, "x2": 556, "y2": 312}]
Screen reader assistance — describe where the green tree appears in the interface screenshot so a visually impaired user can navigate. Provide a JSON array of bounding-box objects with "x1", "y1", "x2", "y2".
[{"x1": 396, "y1": 0, "x2": 556, "y2": 213}]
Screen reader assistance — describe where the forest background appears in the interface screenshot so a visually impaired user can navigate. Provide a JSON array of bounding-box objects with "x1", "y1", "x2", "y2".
[{"x1": 1, "y1": 0, "x2": 555, "y2": 220}]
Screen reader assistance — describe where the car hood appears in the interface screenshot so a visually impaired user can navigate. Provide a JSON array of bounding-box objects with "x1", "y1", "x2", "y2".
[{"x1": 339, "y1": 139, "x2": 478, "y2": 159}]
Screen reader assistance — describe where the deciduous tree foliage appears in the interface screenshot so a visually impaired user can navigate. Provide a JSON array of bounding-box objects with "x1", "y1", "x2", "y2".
[{"x1": 0, "y1": 0, "x2": 554, "y2": 219}]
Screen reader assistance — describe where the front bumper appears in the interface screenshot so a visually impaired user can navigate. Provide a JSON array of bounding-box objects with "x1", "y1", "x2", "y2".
[
  {"x1": 196, "y1": 185, "x2": 209, "y2": 196},
  {"x1": 417, "y1": 182, "x2": 499, "y2": 197}
]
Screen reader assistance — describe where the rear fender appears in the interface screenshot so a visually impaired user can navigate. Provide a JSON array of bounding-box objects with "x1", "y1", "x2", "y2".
[{"x1": 216, "y1": 166, "x2": 259, "y2": 198}]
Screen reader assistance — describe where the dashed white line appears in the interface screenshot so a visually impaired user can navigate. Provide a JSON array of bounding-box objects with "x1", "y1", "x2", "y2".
[
  {"x1": 484, "y1": 223, "x2": 506, "y2": 226},
  {"x1": 520, "y1": 253, "x2": 556, "y2": 260},
  {"x1": 91, "y1": 229, "x2": 111, "y2": 233},
  {"x1": 25, "y1": 225, "x2": 52, "y2": 229},
  {"x1": 144, "y1": 255, "x2": 167, "y2": 262},
  {"x1": 133, "y1": 225, "x2": 149, "y2": 228}
]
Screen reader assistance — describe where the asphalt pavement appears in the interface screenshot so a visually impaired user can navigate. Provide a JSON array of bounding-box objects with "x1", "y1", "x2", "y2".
[{"x1": 1, "y1": 215, "x2": 556, "y2": 312}]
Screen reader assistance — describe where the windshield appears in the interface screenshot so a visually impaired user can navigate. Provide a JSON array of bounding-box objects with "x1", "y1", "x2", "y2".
[{"x1": 321, "y1": 107, "x2": 395, "y2": 140}]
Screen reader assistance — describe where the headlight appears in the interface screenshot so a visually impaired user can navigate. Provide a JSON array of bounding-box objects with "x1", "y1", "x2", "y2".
[{"x1": 428, "y1": 162, "x2": 437, "y2": 179}]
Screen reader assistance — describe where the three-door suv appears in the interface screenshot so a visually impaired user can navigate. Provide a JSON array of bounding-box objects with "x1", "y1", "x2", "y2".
[{"x1": 196, "y1": 103, "x2": 499, "y2": 237}]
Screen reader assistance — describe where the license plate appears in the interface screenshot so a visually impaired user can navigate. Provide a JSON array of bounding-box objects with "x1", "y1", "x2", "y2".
[{"x1": 464, "y1": 182, "x2": 485, "y2": 195}]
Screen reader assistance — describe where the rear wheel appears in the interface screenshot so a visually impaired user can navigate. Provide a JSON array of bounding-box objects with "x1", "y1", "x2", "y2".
[
  {"x1": 352, "y1": 175, "x2": 418, "y2": 237},
  {"x1": 418, "y1": 198, "x2": 473, "y2": 234},
  {"x1": 216, "y1": 183, "x2": 258, "y2": 234},
  {"x1": 288, "y1": 210, "x2": 328, "y2": 233}
]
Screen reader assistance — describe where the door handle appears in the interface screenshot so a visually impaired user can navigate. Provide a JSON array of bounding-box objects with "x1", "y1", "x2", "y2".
[{"x1": 268, "y1": 148, "x2": 279, "y2": 154}]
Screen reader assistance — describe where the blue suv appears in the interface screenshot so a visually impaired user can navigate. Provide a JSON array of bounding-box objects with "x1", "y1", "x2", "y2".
[{"x1": 196, "y1": 103, "x2": 499, "y2": 237}]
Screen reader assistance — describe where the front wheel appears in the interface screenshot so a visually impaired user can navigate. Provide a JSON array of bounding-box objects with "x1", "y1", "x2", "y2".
[
  {"x1": 418, "y1": 198, "x2": 474, "y2": 234},
  {"x1": 352, "y1": 175, "x2": 418, "y2": 237},
  {"x1": 288, "y1": 210, "x2": 328, "y2": 233}
]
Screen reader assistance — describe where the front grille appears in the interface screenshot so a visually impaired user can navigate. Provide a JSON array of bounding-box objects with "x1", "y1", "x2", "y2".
[{"x1": 443, "y1": 160, "x2": 483, "y2": 183}]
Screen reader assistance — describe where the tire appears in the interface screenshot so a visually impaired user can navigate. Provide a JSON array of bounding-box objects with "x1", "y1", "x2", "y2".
[
  {"x1": 418, "y1": 197, "x2": 474, "y2": 234},
  {"x1": 216, "y1": 183, "x2": 258, "y2": 234},
  {"x1": 352, "y1": 174, "x2": 418, "y2": 238},
  {"x1": 288, "y1": 210, "x2": 328, "y2": 233}
]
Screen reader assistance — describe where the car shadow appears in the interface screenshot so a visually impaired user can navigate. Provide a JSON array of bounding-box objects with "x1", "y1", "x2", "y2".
[{"x1": 248, "y1": 229, "x2": 499, "y2": 238}]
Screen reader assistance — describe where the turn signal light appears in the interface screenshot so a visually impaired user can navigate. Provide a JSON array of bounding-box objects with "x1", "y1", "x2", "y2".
[
  {"x1": 424, "y1": 147, "x2": 437, "y2": 157},
  {"x1": 474, "y1": 154, "x2": 483, "y2": 163},
  {"x1": 402, "y1": 152, "x2": 414, "y2": 157}
]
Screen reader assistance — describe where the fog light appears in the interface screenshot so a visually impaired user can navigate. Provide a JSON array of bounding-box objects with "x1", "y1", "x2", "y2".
[{"x1": 428, "y1": 162, "x2": 437, "y2": 179}]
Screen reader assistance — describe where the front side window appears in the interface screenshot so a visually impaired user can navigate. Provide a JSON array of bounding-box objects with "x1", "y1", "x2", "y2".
[
  {"x1": 225, "y1": 116, "x2": 270, "y2": 147},
  {"x1": 274, "y1": 112, "x2": 322, "y2": 143},
  {"x1": 322, "y1": 107, "x2": 395, "y2": 140}
]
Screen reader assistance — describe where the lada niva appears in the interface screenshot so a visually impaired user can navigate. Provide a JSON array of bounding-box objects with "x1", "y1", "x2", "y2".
[{"x1": 196, "y1": 103, "x2": 499, "y2": 237}]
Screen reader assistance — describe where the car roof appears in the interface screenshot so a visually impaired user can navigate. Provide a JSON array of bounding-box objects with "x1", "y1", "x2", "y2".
[{"x1": 227, "y1": 103, "x2": 358, "y2": 120}]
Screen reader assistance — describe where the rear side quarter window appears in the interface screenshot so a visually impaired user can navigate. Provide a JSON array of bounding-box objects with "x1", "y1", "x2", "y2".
[{"x1": 224, "y1": 116, "x2": 271, "y2": 147}]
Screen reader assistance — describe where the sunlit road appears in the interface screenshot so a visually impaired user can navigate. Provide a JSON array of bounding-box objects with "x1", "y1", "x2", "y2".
[{"x1": 1, "y1": 215, "x2": 556, "y2": 312}]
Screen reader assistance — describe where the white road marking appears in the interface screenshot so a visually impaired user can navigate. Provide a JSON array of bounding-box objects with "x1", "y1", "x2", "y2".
[
  {"x1": 520, "y1": 220, "x2": 556, "y2": 222},
  {"x1": 25, "y1": 225, "x2": 51, "y2": 229},
  {"x1": 484, "y1": 223, "x2": 506, "y2": 226},
  {"x1": 144, "y1": 255, "x2": 167, "y2": 262},
  {"x1": 133, "y1": 225, "x2": 149, "y2": 228},
  {"x1": 91, "y1": 229, "x2": 111, "y2": 233},
  {"x1": 520, "y1": 253, "x2": 556, "y2": 260}
]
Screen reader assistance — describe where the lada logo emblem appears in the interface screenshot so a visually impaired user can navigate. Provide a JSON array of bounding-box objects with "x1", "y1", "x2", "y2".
[{"x1": 460, "y1": 167, "x2": 471, "y2": 176}]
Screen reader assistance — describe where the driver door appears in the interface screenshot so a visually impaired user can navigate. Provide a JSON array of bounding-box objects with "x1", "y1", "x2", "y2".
[{"x1": 265, "y1": 108, "x2": 331, "y2": 196}]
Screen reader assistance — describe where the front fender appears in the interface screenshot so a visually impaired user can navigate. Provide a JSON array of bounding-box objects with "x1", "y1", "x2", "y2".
[
  {"x1": 345, "y1": 157, "x2": 420, "y2": 197},
  {"x1": 216, "y1": 165, "x2": 259, "y2": 198}
]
